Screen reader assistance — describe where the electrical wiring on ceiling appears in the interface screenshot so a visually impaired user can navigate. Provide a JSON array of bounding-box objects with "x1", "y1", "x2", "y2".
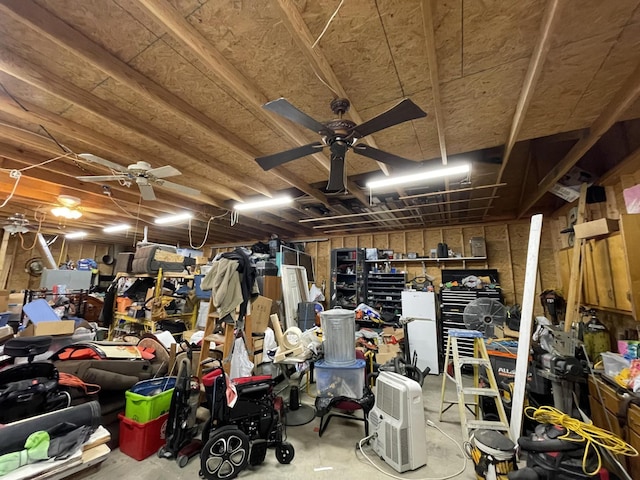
[{"x1": 188, "y1": 211, "x2": 229, "y2": 250}]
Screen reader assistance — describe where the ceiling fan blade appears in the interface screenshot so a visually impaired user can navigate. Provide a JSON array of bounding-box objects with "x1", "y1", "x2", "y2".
[
  {"x1": 138, "y1": 183, "x2": 156, "y2": 201},
  {"x1": 352, "y1": 144, "x2": 417, "y2": 169},
  {"x1": 263, "y1": 98, "x2": 335, "y2": 137},
  {"x1": 256, "y1": 142, "x2": 325, "y2": 170},
  {"x1": 349, "y1": 99, "x2": 427, "y2": 139},
  {"x1": 76, "y1": 175, "x2": 125, "y2": 182},
  {"x1": 157, "y1": 180, "x2": 201, "y2": 197},
  {"x1": 77, "y1": 153, "x2": 127, "y2": 172},
  {"x1": 326, "y1": 143, "x2": 347, "y2": 192},
  {"x1": 147, "y1": 165, "x2": 181, "y2": 178}
]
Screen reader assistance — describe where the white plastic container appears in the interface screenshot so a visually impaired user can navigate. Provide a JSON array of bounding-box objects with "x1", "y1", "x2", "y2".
[
  {"x1": 319, "y1": 308, "x2": 356, "y2": 366},
  {"x1": 600, "y1": 352, "x2": 630, "y2": 378},
  {"x1": 315, "y1": 359, "x2": 366, "y2": 398}
]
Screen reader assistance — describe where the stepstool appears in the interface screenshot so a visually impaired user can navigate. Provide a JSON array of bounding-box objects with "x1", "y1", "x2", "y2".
[{"x1": 439, "y1": 329, "x2": 512, "y2": 441}]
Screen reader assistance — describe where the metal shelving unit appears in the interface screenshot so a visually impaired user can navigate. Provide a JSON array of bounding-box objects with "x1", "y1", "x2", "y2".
[
  {"x1": 366, "y1": 271, "x2": 406, "y2": 322},
  {"x1": 330, "y1": 248, "x2": 365, "y2": 309}
]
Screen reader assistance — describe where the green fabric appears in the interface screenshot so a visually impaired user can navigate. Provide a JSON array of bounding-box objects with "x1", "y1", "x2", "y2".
[{"x1": 0, "y1": 431, "x2": 50, "y2": 475}]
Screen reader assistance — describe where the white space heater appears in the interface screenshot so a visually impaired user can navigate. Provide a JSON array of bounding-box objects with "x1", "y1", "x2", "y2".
[{"x1": 368, "y1": 371, "x2": 427, "y2": 473}]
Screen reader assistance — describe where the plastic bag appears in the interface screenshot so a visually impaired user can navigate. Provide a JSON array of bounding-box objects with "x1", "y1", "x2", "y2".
[
  {"x1": 309, "y1": 283, "x2": 325, "y2": 302},
  {"x1": 261, "y1": 327, "x2": 277, "y2": 363},
  {"x1": 230, "y1": 337, "x2": 254, "y2": 379}
]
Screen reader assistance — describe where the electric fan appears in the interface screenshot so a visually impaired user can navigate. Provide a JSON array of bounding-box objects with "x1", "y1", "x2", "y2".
[{"x1": 463, "y1": 298, "x2": 507, "y2": 338}]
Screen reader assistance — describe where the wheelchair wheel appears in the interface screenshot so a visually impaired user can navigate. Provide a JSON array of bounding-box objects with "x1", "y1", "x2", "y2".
[
  {"x1": 200, "y1": 426, "x2": 249, "y2": 480},
  {"x1": 275, "y1": 441, "x2": 295, "y2": 464},
  {"x1": 248, "y1": 442, "x2": 267, "y2": 466}
]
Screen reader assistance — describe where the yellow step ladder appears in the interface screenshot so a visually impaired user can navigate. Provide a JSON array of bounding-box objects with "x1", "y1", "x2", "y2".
[{"x1": 439, "y1": 329, "x2": 511, "y2": 441}]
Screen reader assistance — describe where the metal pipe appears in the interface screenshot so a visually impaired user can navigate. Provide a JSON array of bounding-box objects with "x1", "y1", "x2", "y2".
[{"x1": 37, "y1": 233, "x2": 57, "y2": 269}]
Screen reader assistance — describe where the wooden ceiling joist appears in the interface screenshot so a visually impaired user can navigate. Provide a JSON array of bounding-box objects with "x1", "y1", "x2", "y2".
[
  {"x1": 0, "y1": 48, "x2": 275, "y2": 198},
  {"x1": 0, "y1": 0, "x2": 330, "y2": 206},
  {"x1": 0, "y1": 93, "x2": 234, "y2": 207},
  {"x1": 137, "y1": 0, "x2": 365, "y2": 207},
  {"x1": 519, "y1": 59, "x2": 640, "y2": 217},
  {"x1": 483, "y1": 0, "x2": 562, "y2": 219}
]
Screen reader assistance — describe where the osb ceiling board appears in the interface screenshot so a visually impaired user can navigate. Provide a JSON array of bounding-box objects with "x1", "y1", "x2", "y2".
[
  {"x1": 34, "y1": 0, "x2": 159, "y2": 64},
  {"x1": 518, "y1": 31, "x2": 620, "y2": 141},
  {"x1": 564, "y1": 22, "x2": 640, "y2": 132},
  {"x1": 440, "y1": 58, "x2": 529, "y2": 155},
  {"x1": 622, "y1": 97, "x2": 640, "y2": 122},
  {"x1": 186, "y1": 0, "x2": 335, "y2": 118},
  {"x1": 0, "y1": 74, "x2": 71, "y2": 116},
  {"x1": 551, "y1": 0, "x2": 640, "y2": 48},
  {"x1": 90, "y1": 76, "x2": 296, "y2": 190},
  {"x1": 59, "y1": 106, "x2": 247, "y2": 198},
  {"x1": 0, "y1": 23, "x2": 107, "y2": 91},
  {"x1": 462, "y1": 0, "x2": 544, "y2": 76},
  {"x1": 354, "y1": 89, "x2": 440, "y2": 165},
  {"x1": 374, "y1": 0, "x2": 430, "y2": 96},
  {"x1": 433, "y1": 0, "x2": 462, "y2": 84},
  {"x1": 300, "y1": 0, "x2": 406, "y2": 110}
]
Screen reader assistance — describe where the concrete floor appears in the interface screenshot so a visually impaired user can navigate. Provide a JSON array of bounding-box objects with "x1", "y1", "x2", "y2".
[{"x1": 74, "y1": 374, "x2": 477, "y2": 480}]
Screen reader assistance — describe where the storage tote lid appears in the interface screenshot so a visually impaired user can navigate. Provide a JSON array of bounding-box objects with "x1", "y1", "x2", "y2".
[{"x1": 315, "y1": 358, "x2": 366, "y2": 370}]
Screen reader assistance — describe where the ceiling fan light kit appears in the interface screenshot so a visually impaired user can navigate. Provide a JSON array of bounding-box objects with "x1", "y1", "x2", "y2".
[
  {"x1": 256, "y1": 97, "x2": 428, "y2": 192},
  {"x1": 234, "y1": 196, "x2": 293, "y2": 211},
  {"x1": 103, "y1": 224, "x2": 131, "y2": 233},
  {"x1": 366, "y1": 163, "x2": 471, "y2": 189},
  {"x1": 51, "y1": 206, "x2": 82, "y2": 219},
  {"x1": 154, "y1": 212, "x2": 192, "y2": 225}
]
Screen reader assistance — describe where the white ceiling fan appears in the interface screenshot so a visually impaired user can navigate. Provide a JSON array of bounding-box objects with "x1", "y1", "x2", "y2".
[{"x1": 75, "y1": 153, "x2": 201, "y2": 201}]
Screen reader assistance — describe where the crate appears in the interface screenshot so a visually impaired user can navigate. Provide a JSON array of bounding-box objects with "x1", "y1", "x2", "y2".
[
  {"x1": 118, "y1": 413, "x2": 168, "y2": 461},
  {"x1": 601, "y1": 352, "x2": 630, "y2": 378},
  {"x1": 315, "y1": 359, "x2": 365, "y2": 398},
  {"x1": 125, "y1": 377, "x2": 176, "y2": 423}
]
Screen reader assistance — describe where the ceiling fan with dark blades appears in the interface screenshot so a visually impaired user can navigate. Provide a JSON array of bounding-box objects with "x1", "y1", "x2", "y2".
[
  {"x1": 75, "y1": 153, "x2": 201, "y2": 201},
  {"x1": 256, "y1": 98, "x2": 427, "y2": 191}
]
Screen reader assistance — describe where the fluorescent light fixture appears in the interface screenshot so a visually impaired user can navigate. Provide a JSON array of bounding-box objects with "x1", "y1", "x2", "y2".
[
  {"x1": 103, "y1": 224, "x2": 130, "y2": 233},
  {"x1": 234, "y1": 196, "x2": 293, "y2": 211},
  {"x1": 154, "y1": 212, "x2": 193, "y2": 225},
  {"x1": 366, "y1": 164, "x2": 470, "y2": 189},
  {"x1": 65, "y1": 231, "x2": 87, "y2": 239}
]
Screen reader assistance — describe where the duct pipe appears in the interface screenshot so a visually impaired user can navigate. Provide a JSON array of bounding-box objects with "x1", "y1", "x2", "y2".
[{"x1": 37, "y1": 233, "x2": 57, "y2": 269}]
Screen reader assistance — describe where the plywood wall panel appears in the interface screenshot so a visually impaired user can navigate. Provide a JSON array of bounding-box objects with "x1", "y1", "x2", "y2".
[{"x1": 405, "y1": 230, "x2": 424, "y2": 257}]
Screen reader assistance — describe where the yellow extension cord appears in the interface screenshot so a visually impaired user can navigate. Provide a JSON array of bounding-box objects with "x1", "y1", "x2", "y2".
[{"x1": 525, "y1": 405, "x2": 639, "y2": 476}]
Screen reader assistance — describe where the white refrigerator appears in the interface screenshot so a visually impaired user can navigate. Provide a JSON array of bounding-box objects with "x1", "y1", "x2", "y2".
[{"x1": 401, "y1": 291, "x2": 438, "y2": 375}]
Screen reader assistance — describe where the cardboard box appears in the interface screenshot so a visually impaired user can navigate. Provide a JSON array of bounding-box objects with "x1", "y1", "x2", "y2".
[
  {"x1": 382, "y1": 326, "x2": 405, "y2": 344},
  {"x1": 573, "y1": 218, "x2": 619, "y2": 239},
  {"x1": 250, "y1": 296, "x2": 273, "y2": 334},
  {"x1": 376, "y1": 343, "x2": 401, "y2": 365},
  {"x1": 0, "y1": 290, "x2": 8, "y2": 312},
  {"x1": 19, "y1": 298, "x2": 76, "y2": 336}
]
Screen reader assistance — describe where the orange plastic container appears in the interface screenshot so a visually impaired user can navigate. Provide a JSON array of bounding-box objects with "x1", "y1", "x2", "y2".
[{"x1": 116, "y1": 297, "x2": 133, "y2": 313}]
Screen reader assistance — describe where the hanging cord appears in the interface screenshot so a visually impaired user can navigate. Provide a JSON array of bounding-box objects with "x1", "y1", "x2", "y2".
[
  {"x1": 17, "y1": 210, "x2": 47, "y2": 251},
  {"x1": 188, "y1": 211, "x2": 229, "y2": 249},
  {"x1": 525, "y1": 405, "x2": 639, "y2": 475},
  {"x1": 230, "y1": 210, "x2": 239, "y2": 226},
  {"x1": 0, "y1": 152, "x2": 75, "y2": 209},
  {"x1": 58, "y1": 372, "x2": 101, "y2": 395},
  {"x1": 311, "y1": 0, "x2": 344, "y2": 48}
]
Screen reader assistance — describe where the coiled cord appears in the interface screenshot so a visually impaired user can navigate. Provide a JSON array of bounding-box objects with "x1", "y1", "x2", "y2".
[{"x1": 525, "y1": 405, "x2": 639, "y2": 475}]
